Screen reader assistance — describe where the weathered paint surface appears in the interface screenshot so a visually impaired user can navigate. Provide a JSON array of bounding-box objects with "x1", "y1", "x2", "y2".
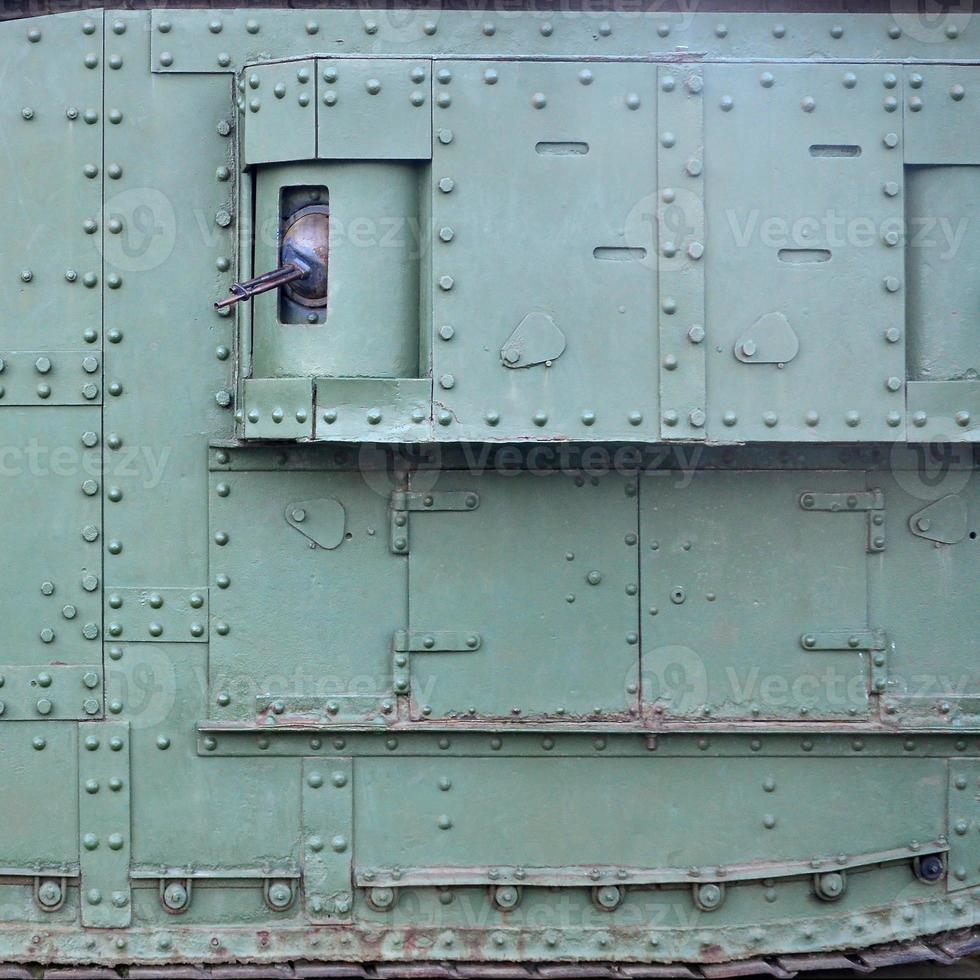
[{"x1": 1, "y1": 5, "x2": 979, "y2": 975}]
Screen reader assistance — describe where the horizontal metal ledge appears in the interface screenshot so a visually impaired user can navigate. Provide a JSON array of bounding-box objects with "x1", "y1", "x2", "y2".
[
  {"x1": 355, "y1": 844, "x2": 946, "y2": 890},
  {"x1": 130, "y1": 866, "x2": 299, "y2": 881},
  {"x1": 195, "y1": 718, "x2": 974, "y2": 735},
  {"x1": 0, "y1": 865, "x2": 79, "y2": 879},
  {"x1": 195, "y1": 726, "x2": 980, "y2": 760}
]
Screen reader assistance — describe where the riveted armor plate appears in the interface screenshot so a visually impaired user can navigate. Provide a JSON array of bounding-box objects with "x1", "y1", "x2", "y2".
[{"x1": 2, "y1": 4, "x2": 980, "y2": 975}]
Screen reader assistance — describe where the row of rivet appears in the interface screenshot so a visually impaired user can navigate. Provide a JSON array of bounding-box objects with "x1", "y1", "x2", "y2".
[
  {"x1": 205, "y1": 731, "x2": 977, "y2": 756},
  {"x1": 659, "y1": 67, "x2": 706, "y2": 439},
  {"x1": 245, "y1": 406, "x2": 309, "y2": 425},
  {"x1": 705, "y1": 411, "x2": 906, "y2": 429},
  {"x1": 142, "y1": 14, "x2": 966, "y2": 50}
]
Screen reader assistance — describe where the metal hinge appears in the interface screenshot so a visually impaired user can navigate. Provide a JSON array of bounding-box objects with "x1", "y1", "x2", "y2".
[
  {"x1": 392, "y1": 629, "x2": 482, "y2": 695},
  {"x1": 389, "y1": 489, "x2": 480, "y2": 554},
  {"x1": 799, "y1": 488, "x2": 886, "y2": 553},
  {"x1": 801, "y1": 629, "x2": 890, "y2": 694}
]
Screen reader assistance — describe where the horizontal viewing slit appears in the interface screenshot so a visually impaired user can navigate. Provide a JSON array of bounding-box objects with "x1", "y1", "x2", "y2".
[
  {"x1": 778, "y1": 248, "x2": 832, "y2": 264},
  {"x1": 535, "y1": 141, "x2": 590, "y2": 155},
  {"x1": 809, "y1": 144, "x2": 862, "y2": 157},
  {"x1": 593, "y1": 246, "x2": 648, "y2": 261}
]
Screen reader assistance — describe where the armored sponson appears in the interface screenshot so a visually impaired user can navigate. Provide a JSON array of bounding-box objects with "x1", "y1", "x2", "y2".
[{"x1": 0, "y1": 3, "x2": 978, "y2": 975}]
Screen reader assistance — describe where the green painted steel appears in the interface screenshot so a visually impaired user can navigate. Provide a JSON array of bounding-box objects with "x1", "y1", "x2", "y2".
[{"x1": 0, "y1": 5, "x2": 979, "y2": 975}]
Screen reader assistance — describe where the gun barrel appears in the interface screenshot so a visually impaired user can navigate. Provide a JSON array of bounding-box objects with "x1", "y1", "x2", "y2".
[{"x1": 214, "y1": 262, "x2": 308, "y2": 310}]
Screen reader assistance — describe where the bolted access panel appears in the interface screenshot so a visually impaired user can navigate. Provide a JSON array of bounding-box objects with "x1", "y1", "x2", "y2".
[
  {"x1": 404, "y1": 469, "x2": 641, "y2": 721},
  {"x1": 702, "y1": 64, "x2": 907, "y2": 442},
  {"x1": 428, "y1": 61, "x2": 660, "y2": 442},
  {"x1": 207, "y1": 459, "x2": 406, "y2": 726},
  {"x1": 641, "y1": 470, "x2": 875, "y2": 722}
]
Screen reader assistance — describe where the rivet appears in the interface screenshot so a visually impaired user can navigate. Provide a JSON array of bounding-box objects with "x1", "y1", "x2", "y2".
[{"x1": 532, "y1": 93, "x2": 547, "y2": 109}]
